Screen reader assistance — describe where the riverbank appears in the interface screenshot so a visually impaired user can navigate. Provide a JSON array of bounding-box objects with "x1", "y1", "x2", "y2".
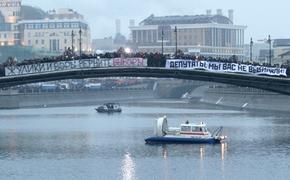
[{"x1": 188, "y1": 85, "x2": 290, "y2": 113}]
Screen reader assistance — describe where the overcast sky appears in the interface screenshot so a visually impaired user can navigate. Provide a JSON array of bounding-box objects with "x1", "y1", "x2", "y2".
[{"x1": 24, "y1": 0, "x2": 290, "y2": 42}]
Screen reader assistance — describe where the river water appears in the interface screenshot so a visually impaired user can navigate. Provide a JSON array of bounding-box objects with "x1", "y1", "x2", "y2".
[{"x1": 0, "y1": 101, "x2": 289, "y2": 180}]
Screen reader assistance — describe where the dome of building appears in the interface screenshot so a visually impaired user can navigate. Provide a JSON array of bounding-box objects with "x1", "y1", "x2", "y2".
[
  {"x1": 20, "y1": 5, "x2": 47, "y2": 20},
  {"x1": 140, "y1": 14, "x2": 233, "y2": 26}
]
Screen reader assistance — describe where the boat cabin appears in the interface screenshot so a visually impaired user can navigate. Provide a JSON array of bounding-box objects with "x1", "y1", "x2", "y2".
[
  {"x1": 96, "y1": 103, "x2": 122, "y2": 113},
  {"x1": 104, "y1": 103, "x2": 120, "y2": 109},
  {"x1": 180, "y1": 122, "x2": 210, "y2": 136}
]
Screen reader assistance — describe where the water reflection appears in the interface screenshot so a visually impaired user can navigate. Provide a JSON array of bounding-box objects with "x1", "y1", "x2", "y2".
[
  {"x1": 220, "y1": 143, "x2": 228, "y2": 180},
  {"x1": 121, "y1": 152, "x2": 136, "y2": 180},
  {"x1": 162, "y1": 145, "x2": 168, "y2": 159},
  {"x1": 199, "y1": 146, "x2": 205, "y2": 159},
  {"x1": 221, "y1": 143, "x2": 228, "y2": 161},
  {"x1": 160, "y1": 144, "x2": 227, "y2": 160}
]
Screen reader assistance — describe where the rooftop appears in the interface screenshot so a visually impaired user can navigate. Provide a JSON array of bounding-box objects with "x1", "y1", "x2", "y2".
[
  {"x1": 273, "y1": 39, "x2": 290, "y2": 47},
  {"x1": 279, "y1": 51, "x2": 290, "y2": 57},
  {"x1": 20, "y1": 5, "x2": 47, "y2": 20},
  {"x1": 140, "y1": 14, "x2": 233, "y2": 26}
]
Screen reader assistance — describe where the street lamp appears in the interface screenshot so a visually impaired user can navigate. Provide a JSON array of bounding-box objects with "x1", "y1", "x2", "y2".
[
  {"x1": 174, "y1": 26, "x2": 178, "y2": 57},
  {"x1": 71, "y1": 30, "x2": 75, "y2": 52},
  {"x1": 267, "y1": 35, "x2": 272, "y2": 65},
  {"x1": 250, "y1": 38, "x2": 253, "y2": 62},
  {"x1": 161, "y1": 28, "x2": 164, "y2": 55},
  {"x1": 79, "y1": 27, "x2": 82, "y2": 56}
]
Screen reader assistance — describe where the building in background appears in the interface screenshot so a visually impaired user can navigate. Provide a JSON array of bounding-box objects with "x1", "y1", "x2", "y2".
[
  {"x1": 92, "y1": 37, "x2": 114, "y2": 52},
  {"x1": 113, "y1": 19, "x2": 126, "y2": 48},
  {"x1": 0, "y1": 0, "x2": 21, "y2": 46},
  {"x1": 0, "y1": 1, "x2": 91, "y2": 57},
  {"x1": 273, "y1": 39, "x2": 290, "y2": 65},
  {"x1": 258, "y1": 49, "x2": 273, "y2": 64},
  {"x1": 18, "y1": 8, "x2": 91, "y2": 54},
  {"x1": 92, "y1": 19, "x2": 128, "y2": 52},
  {"x1": 244, "y1": 40, "x2": 269, "y2": 63},
  {"x1": 130, "y1": 9, "x2": 247, "y2": 59}
]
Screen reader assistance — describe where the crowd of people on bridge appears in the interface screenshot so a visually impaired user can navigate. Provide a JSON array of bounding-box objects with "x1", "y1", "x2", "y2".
[{"x1": 0, "y1": 49, "x2": 290, "y2": 77}]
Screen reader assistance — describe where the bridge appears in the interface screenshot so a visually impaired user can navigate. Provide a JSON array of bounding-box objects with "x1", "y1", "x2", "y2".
[{"x1": 1, "y1": 67, "x2": 290, "y2": 95}]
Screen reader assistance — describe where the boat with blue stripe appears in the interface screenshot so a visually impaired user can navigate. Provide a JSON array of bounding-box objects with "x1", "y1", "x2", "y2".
[{"x1": 145, "y1": 116, "x2": 226, "y2": 144}]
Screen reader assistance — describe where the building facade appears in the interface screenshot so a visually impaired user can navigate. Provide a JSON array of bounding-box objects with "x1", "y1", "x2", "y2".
[
  {"x1": 0, "y1": 2, "x2": 91, "y2": 54},
  {"x1": 18, "y1": 9, "x2": 91, "y2": 54},
  {"x1": 273, "y1": 39, "x2": 290, "y2": 65},
  {"x1": 130, "y1": 10, "x2": 246, "y2": 59},
  {"x1": 0, "y1": 0, "x2": 21, "y2": 46}
]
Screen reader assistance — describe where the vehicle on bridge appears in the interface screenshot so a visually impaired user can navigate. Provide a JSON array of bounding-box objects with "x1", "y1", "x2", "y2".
[
  {"x1": 95, "y1": 103, "x2": 122, "y2": 113},
  {"x1": 145, "y1": 116, "x2": 226, "y2": 144}
]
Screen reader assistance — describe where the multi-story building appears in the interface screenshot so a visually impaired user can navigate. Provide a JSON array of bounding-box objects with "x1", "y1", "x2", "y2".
[
  {"x1": 244, "y1": 41, "x2": 269, "y2": 63},
  {"x1": 273, "y1": 39, "x2": 290, "y2": 65},
  {"x1": 18, "y1": 8, "x2": 91, "y2": 54},
  {"x1": 0, "y1": 1, "x2": 91, "y2": 53},
  {"x1": 130, "y1": 9, "x2": 247, "y2": 59},
  {"x1": 0, "y1": 0, "x2": 21, "y2": 46}
]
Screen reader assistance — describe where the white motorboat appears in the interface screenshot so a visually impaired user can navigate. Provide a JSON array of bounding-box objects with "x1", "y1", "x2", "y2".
[{"x1": 145, "y1": 116, "x2": 227, "y2": 144}]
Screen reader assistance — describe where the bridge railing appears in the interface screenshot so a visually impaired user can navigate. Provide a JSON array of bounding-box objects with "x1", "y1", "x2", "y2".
[{"x1": 0, "y1": 53, "x2": 289, "y2": 78}]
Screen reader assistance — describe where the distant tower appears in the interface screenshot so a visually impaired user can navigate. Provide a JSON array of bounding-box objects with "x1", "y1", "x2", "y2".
[
  {"x1": 115, "y1": 19, "x2": 121, "y2": 35},
  {"x1": 0, "y1": 0, "x2": 22, "y2": 23},
  {"x1": 129, "y1": 19, "x2": 135, "y2": 27},
  {"x1": 129, "y1": 19, "x2": 135, "y2": 41},
  {"x1": 217, "y1": 9, "x2": 223, "y2": 16},
  {"x1": 206, "y1": 9, "x2": 212, "y2": 16},
  {"x1": 228, "y1": 9, "x2": 234, "y2": 23}
]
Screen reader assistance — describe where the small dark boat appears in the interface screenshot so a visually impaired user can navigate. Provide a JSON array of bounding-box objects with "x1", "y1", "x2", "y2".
[{"x1": 95, "y1": 103, "x2": 122, "y2": 113}]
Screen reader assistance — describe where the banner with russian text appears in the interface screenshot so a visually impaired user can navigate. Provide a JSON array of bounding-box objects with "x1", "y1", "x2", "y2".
[
  {"x1": 5, "y1": 58, "x2": 148, "y2": 76},
  {"x1": 166, "y1": 59, "x2": 287, "y2": 77}
]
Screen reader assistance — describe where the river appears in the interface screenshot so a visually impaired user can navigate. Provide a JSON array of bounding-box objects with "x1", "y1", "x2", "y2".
[{"x1": 0, "y1": 100, "x2": 289, "y2": 180}]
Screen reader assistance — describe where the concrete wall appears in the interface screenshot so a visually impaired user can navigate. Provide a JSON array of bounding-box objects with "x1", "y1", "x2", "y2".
[{"x1": 190, "y1": 85, "x2": 290, "y2": 112}]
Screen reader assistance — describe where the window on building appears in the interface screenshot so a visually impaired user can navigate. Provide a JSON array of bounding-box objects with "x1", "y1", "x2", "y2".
[
  {"x1": 41, "y1": 39, "x2": 45, "y2": 45},
  {"x1": 64, "y1": 39, "x2": 67, "y2": 44},
  {"x1": 71, "y1": 23, "x2": 79, "y2": 28},
  {"x1": 28, "y1": 24, "x2": 34, "y2": 29},
  {"x1": 57, "y1": 23, "x2": 63, "y2": 28},
  {"x1": 42, "y1": 24, "x2": 48, "y2": 29},
  {"x1": 49, "y1": 23, "x2": 56, "y2": 29},
  {"x1": 50, "y1": 39, "x2": 60, "y2": 52},
  {"x1": 28, "y1": 40, "x2": 31, "y2": 45},
  {"x1": 13, "y1": 24, "x2": 18, "y2": 31},
  {"x1": 35, "y1": 40, "x2": 38, "y2": 44},
  {"x1": 35, "y1": 24, "x2": 41, "y2": 29},
  {"x1": 14, "y1": 33, "x2": 19, "y2": 39},
  {"x1": 64, "y1": 23, "x2": 70, "y2": 28}
]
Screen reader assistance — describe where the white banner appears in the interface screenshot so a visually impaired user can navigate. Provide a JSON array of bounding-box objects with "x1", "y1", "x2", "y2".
[
  {"x1": 166, "y1": 59, "x2": 288, "y2": 77},
  {"x1": 5, "y1": 58, "x2": 148, "y2": 77}
]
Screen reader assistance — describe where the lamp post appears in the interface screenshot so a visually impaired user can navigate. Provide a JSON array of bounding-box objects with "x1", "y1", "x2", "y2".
[
  {"x1": 161, "y1": 28, "x2": 164, "y2": 55},
  {"x1": 79, "y1": 28, "x2": 82, "y2": 56},
  {"x1": 71, "y1": 30, "x2": 75, "y2": 52},
  {"x1": 174, "y1": 26, "x2": 178, "y2": 57},
  {"x1": 250, "y1": 38, "x2": 253, "y2": 62},
  {"x1": 267, "y1": 35, "x2": 272, "y2": 65}
]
